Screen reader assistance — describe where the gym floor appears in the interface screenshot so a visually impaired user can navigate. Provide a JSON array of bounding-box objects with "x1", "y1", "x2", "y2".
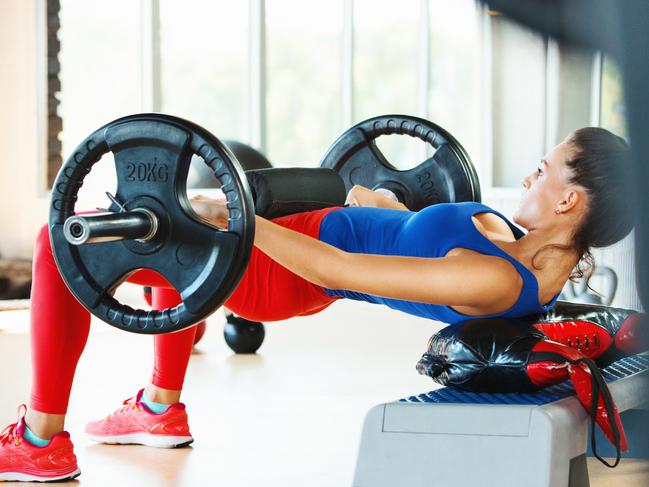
[{"x1": 0, "y1": 284, "x2": 647, "y2": 486}]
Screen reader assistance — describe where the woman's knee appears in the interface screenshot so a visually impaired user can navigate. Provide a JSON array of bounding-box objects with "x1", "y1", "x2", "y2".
[
  {"x1": 34, "y1": 223, "x2": 53, "y2": 258},
  {"x1": 32, "y1": 223, "x2": 61, "y2": 278}
]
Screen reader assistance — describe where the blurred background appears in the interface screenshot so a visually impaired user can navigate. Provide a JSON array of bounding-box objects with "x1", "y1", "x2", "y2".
[{"x1": 0, "y1": 0, "x2": 637, "y2": 310}]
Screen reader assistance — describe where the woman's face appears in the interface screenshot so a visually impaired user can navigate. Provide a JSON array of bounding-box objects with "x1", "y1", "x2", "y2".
[{"x1": 513, "y1": 139, "x2": 576, "y2": 230}]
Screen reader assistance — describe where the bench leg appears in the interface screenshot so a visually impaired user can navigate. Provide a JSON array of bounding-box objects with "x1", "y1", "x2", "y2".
[{"x1": 568, "y1": 454, "x2": 590, "y2": 487}]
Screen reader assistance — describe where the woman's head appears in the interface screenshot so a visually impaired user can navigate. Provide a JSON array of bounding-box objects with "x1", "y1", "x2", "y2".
[{"x1": 514, "y1": 127, "x2": 635, "y2": 260}]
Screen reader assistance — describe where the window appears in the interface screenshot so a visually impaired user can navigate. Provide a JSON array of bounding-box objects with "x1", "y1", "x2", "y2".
[
  {"x1": 351, "y1": 0, "x2": 420, "y2": 168},
  {"x1": 600, "y1": 56, "x2": 627, "y2": 139},
  {"x1": 427, "y1": 0, "x2": 482, "y2": 175},
  {"x1": 266, "y1": 0, "x2": 343, "y2": 166},
  {"x1": 58, "y1": 0, "x2": 142, "y2": 205},
  {"x1": 159, "y1": 0, "x2": 248, "y2": 141},
  {"x1": 55, "y1": 0, "x2": 594, "y2": 194},
  {"x1": 353, "y1": 0, "x2": 419, "y2": 120},
  {"x1": 490, "y1": 14, "x2": 546, "y2": 188},
  {"x1": 59, "y1": 0, "x2": 143, "y2": 151}
]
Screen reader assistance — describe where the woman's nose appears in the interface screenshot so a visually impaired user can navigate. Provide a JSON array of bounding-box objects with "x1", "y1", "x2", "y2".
[{"x1": 522, "y1": 175, "x2": 531, "y2": 190}]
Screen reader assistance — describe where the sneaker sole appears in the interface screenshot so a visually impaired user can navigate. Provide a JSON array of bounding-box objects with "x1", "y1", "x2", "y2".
[
  {"x1": 85, "y1": 433, "x2": 194, "y2": 448},
  {"x1": 0, "y1": 467, "x2": 81, "y2": 482}
]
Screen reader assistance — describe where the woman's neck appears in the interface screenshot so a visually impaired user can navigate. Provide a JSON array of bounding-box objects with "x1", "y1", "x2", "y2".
[{"x1": 508, "y1": 225, "x2": 581, "y2": 274}]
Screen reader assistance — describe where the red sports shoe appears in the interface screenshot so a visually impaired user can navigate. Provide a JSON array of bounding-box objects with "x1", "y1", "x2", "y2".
[
  {"x1": 0, "y1": 405, "x2": 80, "y2": 482},
  {"x1": 85, "y1": 390, "x2": 193, "y2": 448}
]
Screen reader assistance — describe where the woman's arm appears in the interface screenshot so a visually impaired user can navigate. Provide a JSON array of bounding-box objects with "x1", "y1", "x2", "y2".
[
  {"x1": 253, "y1": 215, "x2": 521, "y2": 309},
  {"x1": 190, "y1": 195, "x2": 520, "y2": 310}
]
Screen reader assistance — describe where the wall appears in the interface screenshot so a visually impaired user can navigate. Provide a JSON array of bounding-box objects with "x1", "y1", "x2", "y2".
[
  {"x1": 0, "y1": 0, "x2": 49, "y2": 259},
  {"x1": 555, "y1": 45, "x2": 596, "y2": 142}
]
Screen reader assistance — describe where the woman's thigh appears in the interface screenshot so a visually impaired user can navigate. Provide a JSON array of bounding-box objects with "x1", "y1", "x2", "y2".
[{"x1": 224, "y1": 207, "x2": 342, "y2": 321}]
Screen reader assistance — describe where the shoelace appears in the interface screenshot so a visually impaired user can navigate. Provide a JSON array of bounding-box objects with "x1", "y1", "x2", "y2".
[
  {"x1": 0, "y1": 405, "x2": 27, "y2": 447},
  {"x1": 0, "y1": 422, "x2": 18, "y2": 447},
  {"x1": 105, "y1": 397, "x2": 142, "y2": 421}
]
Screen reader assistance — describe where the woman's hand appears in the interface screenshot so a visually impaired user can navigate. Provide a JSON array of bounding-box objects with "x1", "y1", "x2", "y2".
[
  {"x1": 189, "y1": 194, "x2": 229, "y2": 229},
  {"x1": 345, "y1": 185, "x2": 409, "y2": 210}
]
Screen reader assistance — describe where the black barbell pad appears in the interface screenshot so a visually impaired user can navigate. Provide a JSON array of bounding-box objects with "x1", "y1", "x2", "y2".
[
  {"x1": 246, "y1": 167, "x2": 347, "y2": 219},
  {"x1": 223, "y1": 139, "x2": 273, "y2": 171},
  {"x1": 187, "y1": 139, "x2": 273, "y2": 189}
]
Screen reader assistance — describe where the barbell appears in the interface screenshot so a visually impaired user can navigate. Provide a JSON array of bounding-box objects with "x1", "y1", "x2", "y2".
[{"x1": 50, "y1": 113, "x2": 480, "y2": 334}]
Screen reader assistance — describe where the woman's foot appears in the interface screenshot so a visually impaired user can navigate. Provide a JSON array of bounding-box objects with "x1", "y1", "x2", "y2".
[
  {"x1": 85, "y1": 389, "x2": 193, "y2": 448},
  {"x1": 0, "y1": 406, "x2": 80, "y2": 482}
]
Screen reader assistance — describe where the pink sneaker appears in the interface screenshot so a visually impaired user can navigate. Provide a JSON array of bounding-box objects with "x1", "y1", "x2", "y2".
[
  {"x1": 85, "y1": 390, "x2": 193, "y2": 448},
  {"x1": 0, "y1": 405, "x2": 81, "y2": 482}
]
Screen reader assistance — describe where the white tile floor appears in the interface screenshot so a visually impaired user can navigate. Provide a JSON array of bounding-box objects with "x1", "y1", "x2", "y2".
[{"x1": 0, "y1": 284, "x2": 647, "y2": 486}]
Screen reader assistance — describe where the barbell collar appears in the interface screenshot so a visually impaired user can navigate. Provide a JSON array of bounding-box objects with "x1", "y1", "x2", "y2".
[{"x1": 63, "y1": 208, "x2": 159, "y2": 245}]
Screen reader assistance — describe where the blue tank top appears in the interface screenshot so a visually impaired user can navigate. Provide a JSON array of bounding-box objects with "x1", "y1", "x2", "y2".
[{"x1": 318, "y1": 201, "x2": 560, "y2": 325}]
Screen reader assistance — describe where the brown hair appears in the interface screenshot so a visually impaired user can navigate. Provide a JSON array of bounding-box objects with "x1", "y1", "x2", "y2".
[{"x1": 532, "y1": 127, "x2": 635, "y2": 282}]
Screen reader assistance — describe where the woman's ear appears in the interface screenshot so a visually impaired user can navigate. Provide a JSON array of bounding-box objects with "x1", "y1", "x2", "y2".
[{"x1": 557, "y1": 188, "x2": 584, "y2": 214}]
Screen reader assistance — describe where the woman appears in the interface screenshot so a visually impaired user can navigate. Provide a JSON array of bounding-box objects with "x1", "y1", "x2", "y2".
[{"x1": 0, "y1": 127, "x2": 634, "y2": 481}]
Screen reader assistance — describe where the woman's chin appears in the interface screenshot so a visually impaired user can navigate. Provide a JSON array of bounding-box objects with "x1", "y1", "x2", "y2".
[
  {"x1": 513, "y1": 214, "x2": 533, "y2": 232},
  {"x1": 511, "y1": 211, "x2": 524, "y2": 227}
]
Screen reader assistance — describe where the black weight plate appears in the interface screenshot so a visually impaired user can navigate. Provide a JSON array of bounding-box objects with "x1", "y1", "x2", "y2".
[
  {"x1": 319, "y1": 114, "x2": 481, "y2": 211},
  {"x1": 49, "y1": 113, "x2": 255, "y2": 334}
]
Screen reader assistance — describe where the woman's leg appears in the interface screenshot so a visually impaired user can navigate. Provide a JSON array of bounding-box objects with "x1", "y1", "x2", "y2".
[
  {"x1": 148, "y1": 287, "x2": 196, "y2": 404},
  {"x1": 82, "y1": 277, "x2": 194, "y2": 447},
  {"x1": 223, "y1": 207, "x2": 342, "y2": 321},
  {"x1": 24, "y1": 207, "x2": 340, "y2": 439},
  {"x1": 26, "y1": 225, "x2": 92, "y2": 438},
  {"x1": 137, "y1": 207, "x2": 342, "y2": 409},
  {"x1": 24, "y1": 227, "x2": 181, "y2": 437}
]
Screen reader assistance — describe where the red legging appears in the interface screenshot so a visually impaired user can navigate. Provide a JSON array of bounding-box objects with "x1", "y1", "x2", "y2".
[{"x1": 30, "y1": 207, "x2": 341, "y2": 414}]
